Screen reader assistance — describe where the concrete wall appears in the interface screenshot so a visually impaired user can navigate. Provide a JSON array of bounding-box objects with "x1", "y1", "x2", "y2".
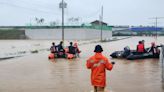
[
  {"x1": 25, "y1": 28, "x2": 112, "y2": 40},
  {"x1": 0, "y1": 29, "x2": 26, "y2": 39}
]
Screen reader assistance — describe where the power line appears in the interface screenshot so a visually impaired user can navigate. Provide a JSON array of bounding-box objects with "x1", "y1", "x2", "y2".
[
  {"x1": 1, "y1": 1, "x2": 101, "y2": 19},
  {"x1": 149, "y1": 17, "x2": 164, "y2": 40},
  {"x1": 149, "y1": 17, "x2": 164, "y2": 19},
  {"x1": 1, "y1": 0, "x2": 105, "y2": 24},
  {"x1": 0, "y1": 1, "x2": 59, "y2": 15},
  {"x1": 13, "y1": 0, "x2": 58, "y2": 12},
  {"x1": 80, "y1": 8, "x2": 101, "y2": 19}
]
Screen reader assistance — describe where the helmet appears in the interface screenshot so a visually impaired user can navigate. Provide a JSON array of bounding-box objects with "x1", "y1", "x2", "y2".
[
  {"x1": 151, "y1": 42, "x2": 155, "y2": 46},
  {"x1": 94, "y1": 45, "x2": 103, "y2": 53}
]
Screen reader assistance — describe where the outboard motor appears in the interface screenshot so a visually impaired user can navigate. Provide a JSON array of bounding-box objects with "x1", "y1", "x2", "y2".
[{"x1": 123, "y1": 46, "x2": 131, "y2": 58}]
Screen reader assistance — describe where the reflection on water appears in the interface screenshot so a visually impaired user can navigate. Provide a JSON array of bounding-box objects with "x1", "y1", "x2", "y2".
[{"x1": 0, "y1": 37, "x2": 164, "y2": 92}]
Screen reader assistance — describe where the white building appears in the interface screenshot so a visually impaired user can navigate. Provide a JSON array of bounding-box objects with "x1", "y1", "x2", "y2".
[{"x1": 25, "y1": 28, "x2": 112, "y2": 40}]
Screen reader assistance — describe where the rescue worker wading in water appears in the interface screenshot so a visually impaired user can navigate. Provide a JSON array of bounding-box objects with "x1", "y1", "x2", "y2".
[{"x1": 86, "y1": 45, "x2": 115, "y2": 92}]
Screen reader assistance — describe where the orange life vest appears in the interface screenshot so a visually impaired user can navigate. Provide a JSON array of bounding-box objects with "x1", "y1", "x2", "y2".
[{"x1": 137, "y1": 44, "x2": 145, "y2": 52}]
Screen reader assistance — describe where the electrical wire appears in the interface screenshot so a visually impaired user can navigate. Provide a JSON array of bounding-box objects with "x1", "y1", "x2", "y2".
[
  {"x1": 1, "y1": 0, "x2": 104, "y2": 23},
  {"x1": 13, "y1": 0, "x2": 58, "y2": 11},
  {"x1": 0, "y1": 1, "x2": 59, "y2": 15},
  {"x1": 82, "y1": 8, "x2": 101, "y2": 19}
]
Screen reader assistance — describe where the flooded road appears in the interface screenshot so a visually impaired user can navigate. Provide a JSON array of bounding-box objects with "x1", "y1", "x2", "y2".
[{"x1": 0, "y1": 37, "x2": 164, "y2": 92}]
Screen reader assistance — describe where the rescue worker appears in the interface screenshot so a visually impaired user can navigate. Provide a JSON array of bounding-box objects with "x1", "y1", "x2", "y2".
[
  {"x1": 57, "y1": 41, "x2": 65, "y2": 58},
  {"x1": 141, "y1": 40, "x2": 145, "y2": 45},
  {"x1": 137, "y1": 41, "x2": 146, "y2": 54},
  {"x1": 149, "y1": 42, "x2": 160, "y2": 57},
  {"x1": 49, "y1": 42, "x2": 57, "y2": 59},
  {"x1": 50, "y1": 42, "x2": 57, "y2": 53},
  {"x1": 68, "y1": 42, "x2": 76, "y2": 55},
  {"x1": 74, "y1": 42, "x2": 81, "y2": 57},
  {"x1": 86, "y1": 45, "x2": 115, "y2": 92},
  {"x1": 57, "y1": 41, "x2": 64, "y2": 52}
]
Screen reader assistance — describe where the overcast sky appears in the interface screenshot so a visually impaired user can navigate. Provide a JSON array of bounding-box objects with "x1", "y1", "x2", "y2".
[{"x1": 0, "y1": 0, "x2": 164, "y2": 26}]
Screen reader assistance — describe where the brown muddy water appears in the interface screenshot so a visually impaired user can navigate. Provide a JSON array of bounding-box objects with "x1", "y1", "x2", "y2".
[{"x1": 0, "y1": 37, "x2": 164, "y2": 92}]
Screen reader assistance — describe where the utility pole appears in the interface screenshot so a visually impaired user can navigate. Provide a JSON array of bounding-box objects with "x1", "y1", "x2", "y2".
[
  {"x1": 149, "y1": 17, "x2": 164, "y2": 40},
  {"x1": 59, "y1": 0, "x2": 67, "y2": 43},
  {"x1": 100, "y1": 6, "x2": 103, "y2": 42},
  {"x1": 161, "y1": 45, "x2": 164, "y2": 82}
]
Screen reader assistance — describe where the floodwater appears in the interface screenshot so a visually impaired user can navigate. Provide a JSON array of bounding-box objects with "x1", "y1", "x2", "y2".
[{"x1": 0, "y1": 37, "x2": 164, "y2": 92}]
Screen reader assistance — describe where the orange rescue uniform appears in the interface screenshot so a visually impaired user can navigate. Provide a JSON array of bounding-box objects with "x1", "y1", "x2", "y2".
[{"x1": 86, "y1": 53, "x2": 113, "y2": 87}]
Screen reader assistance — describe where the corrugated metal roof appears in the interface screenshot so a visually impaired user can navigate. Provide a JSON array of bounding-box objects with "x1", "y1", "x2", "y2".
[{"x1": 130, "y1": 27, "x2": 163, "y2": 31}]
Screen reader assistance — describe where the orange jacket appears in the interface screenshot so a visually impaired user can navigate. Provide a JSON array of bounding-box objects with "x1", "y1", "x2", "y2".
[
  {"x1": 137, "y1": 44, "x2": 145, "y2": 52},
  {"x1": 86, "y1": 53, "x2": 113, "y2": 87}
]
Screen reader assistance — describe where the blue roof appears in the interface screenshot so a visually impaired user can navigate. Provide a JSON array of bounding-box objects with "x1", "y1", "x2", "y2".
[{"x1": 130, "y1": 27, "x2": 163, "y2": 32}]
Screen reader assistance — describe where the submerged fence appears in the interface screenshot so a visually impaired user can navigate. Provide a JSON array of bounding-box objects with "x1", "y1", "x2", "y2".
[{"x1": 161, "y1": 45, "x2": 164, "y2": 82}]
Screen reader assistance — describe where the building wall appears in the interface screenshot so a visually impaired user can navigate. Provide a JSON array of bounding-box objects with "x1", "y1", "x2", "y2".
[
  {"x1": 112, "y1": 27, "x2": 129, "y2": 31},
  {"x1": 25, "y1": 28, "x2": 112, "y2": 40}
]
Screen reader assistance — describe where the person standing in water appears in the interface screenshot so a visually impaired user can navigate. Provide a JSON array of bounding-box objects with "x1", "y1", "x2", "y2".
[{"x1": 86, "y1": 45, "x2": 115, "y2": 92}]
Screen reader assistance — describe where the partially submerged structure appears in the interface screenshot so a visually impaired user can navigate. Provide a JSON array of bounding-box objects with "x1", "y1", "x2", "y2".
[{"x1": 0, "y1": 25, "x2": 112, "y2": 40}]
